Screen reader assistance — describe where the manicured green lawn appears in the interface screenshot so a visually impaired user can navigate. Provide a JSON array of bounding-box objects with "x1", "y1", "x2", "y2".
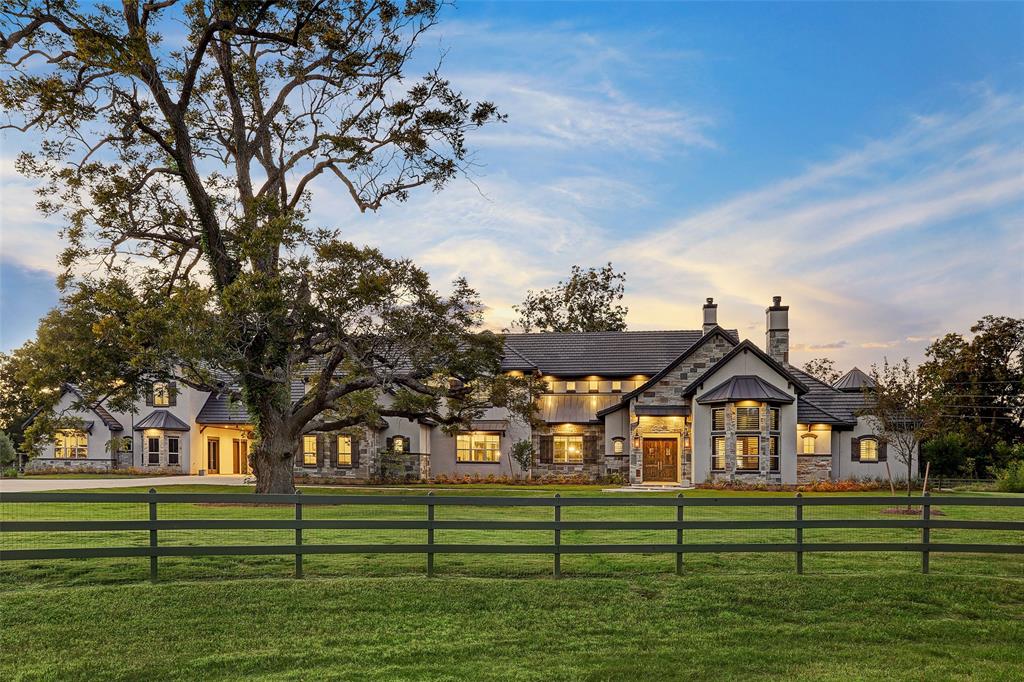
[
  {"x1": 1, "y1": 485, "x2": 1022, "y2": 680},
  {"x1": 3, "y1": 574, "x2": 1024, "y2": 680}
]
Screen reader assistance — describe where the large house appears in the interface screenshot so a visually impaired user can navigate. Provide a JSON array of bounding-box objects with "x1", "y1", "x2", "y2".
[{"x1": 30, "y1": 296, "x2": 917, "y2": 485}]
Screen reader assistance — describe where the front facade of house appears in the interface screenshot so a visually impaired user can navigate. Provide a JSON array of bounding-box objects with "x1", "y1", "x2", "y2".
[{"x1": 30, "y1": 296, "x2": 917, "y2": 485}]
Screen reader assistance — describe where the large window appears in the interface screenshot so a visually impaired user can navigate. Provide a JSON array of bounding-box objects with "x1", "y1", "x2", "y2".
[
  {"x1": 736, "y1": 407, "x2": 760, "y2": 430},
  {"x1": 337, "y1": 435, "x2": 353, "y2": 466},
  {"x1": 148, "y1": 437, "x2": 160, "y2": 465},
  {"x1": 553, "y1": 435, "x2": 583, "y2": 464},
  {"x1": 769, "y1": 436, "x2": 780, "y2": 472},
  {"x1": 168, "y1": 437, "x2": 180, "y2": 466},
  {"x1": 302, "y1": 436, "x2": 317, "y2": 466},
  {"x1": 736, "y1": 436, "x2": 760, "y2": 471},
  {"x1": 456, "y1": 433, "x2": 501, "y2": 462},
  {"x1": 860, "y1": 438, "x2": 879, "y2": 462},
  {"x1": 153, "y1": 382, "x2": 170, "y2": 407},
  {"x1": 54, "y1": 430, "x2": 88, "y2": 459},
  {"x1": 802, "y1": 434, "x2": 816, "y2": 454},
  {"x1": 711, "y1": 436, "x2": 726, "y2": 470},
  {"x1": 712, "y1": 408, "x2": 725, "y2": 431},
  {"x1": 770, "y1": 408, "x2": 780, "y2": 431}
]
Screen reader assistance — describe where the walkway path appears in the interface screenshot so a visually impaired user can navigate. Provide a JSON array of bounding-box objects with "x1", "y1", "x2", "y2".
[{"x1": 0, "y1": 475, "x2": 249, "y2": 493}]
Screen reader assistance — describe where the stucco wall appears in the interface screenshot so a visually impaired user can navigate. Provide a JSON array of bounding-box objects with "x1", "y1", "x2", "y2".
[{"x1": 832, "y1": 417, "x2": 920, "y2": 481}]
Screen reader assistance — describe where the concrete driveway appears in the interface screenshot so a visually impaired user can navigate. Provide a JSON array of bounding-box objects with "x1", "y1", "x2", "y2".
[{"x1": 0, "y1": 475, "x2": 250, "y2": 493}]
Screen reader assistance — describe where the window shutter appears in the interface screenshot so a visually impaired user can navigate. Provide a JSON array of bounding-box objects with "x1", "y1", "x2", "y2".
[
  {"x1": 168, "y1": 382, "x2": 177, "y2": 407},
  {"x1": 403, "y1": 437, "x2": 411, "y2": 453},
  {"x1": 328, "y1": 434, "x2": 338, "y2": 468},
  {"x1": 539, "y1": 436, "x2": 553, "y2": 464},
  {"x1": 315, "y1": 434, "x2": 324, "y2": 468},
  {"x1": 851, "y1": 437, "x2": 861, "y2": 462},
  {"x1": 352, "y1": 439, "x2": 361, "y2": 468},
  {"x1": 583, "y1": 435, "x2": 599, "y2": 464},
  {"x1": 878, "y1": 440, "x2": 887, "y2": 462},
  {"x1": 145, "y1": 386, "x2": 153, "y2": 407},
  {"x1": 386, "y1": 436, "x2": 394, "y2": 452}
]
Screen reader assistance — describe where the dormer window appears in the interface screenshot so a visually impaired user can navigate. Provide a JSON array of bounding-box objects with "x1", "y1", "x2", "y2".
[{"x1": 611, "y1": 380, "x2": 622, "y2": 393}]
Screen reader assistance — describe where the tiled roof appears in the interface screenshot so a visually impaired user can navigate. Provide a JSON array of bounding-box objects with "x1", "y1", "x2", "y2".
[
  {"x1": 134, "y1": 409, "x2": 191, "y2": 431},
  {"x1": 501, "y1": 329, "x2": 739, "y2": 375},
  {"x1": 789, "y1": 366, "x2": 868, "y2": 426},
  {"x1": 833, "y1": 367, "x2": 876, "y2": 392},
  {"x1": 696, "y1": 375, "x2": 795, "y2": 404},
  {"x1": 537, "y1": 394, "x2": 622, "y2": 424},
  {"x1": 195, "y1": 380, "x2": 306, "y2": 425},
  {"x1": 65, "y1": 385, "x2": 124, "y2": 431}
]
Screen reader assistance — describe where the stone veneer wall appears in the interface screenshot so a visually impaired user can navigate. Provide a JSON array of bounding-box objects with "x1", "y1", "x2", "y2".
[
  {"x1": 293, "y1": 429, "x2": 377, "y2": 480},
  {"x1": 796, "y1": 455, "x2": 831, "y2": 482},
  {"x1": 629, "y1": 334, "x2": 734, "y2": 484},
  {"x1": 633, "y1": 415, "x2": 691, "y2": 483}
]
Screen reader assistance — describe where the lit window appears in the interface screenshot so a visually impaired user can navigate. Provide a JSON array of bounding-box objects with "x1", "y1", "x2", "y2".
[
  {"x1": 553, "y1": 435, "x2": 583, "y2": 464},
  {"x1": 456, "y1": 433, "x2": 501, "y2": 462},
  {"x1": 770, "y1": 408, "x2": 780, "y2": 431},
  {"x1": 303, "y1": 436, "x2": 317, "y2": 466},
  {"x1": 860, "y1": 438, "x2": 879, "y2": 462},
  {"x1": 770, "y1": 436, "x2": 780, "y2": 472},
  {"x1": 338, "y1": 435, "x2": 353, "y2": 466},
  {"x1": 54, "y1": 430, "x2": 88, "y2": 459},
  {"x1": 153, "y1": 383, "x2": 170, "y2": 407},
  {"x1": 611, "y1": 380, "x2": 622, "y2": 393},
  {"x1": 392, "y1": 436, "x2": 405, "y2": 453},
  {"x1": 613, "y1": 439, "x2": 624, "y2": 454},
  {"x1": 588, "y1": 380, "x2": 599, "y2": 393},
  {"x1": 802, "y1": 434, "x2": 816, "y2": 454},
  {"x1": 168, "y1": 437, "x2": 179, "y2": 466},
  {"x1": 736, "y1": 436, "x2": 760, "y2": 471},
  {"x1": 565, "y1": 381, "x2": 576, "y2": 393},
  {"x1": 711, "y1": 436, "x2": 726, "y2": 470},
  {"x1": 736, "y1": 407, "x2": 760, "y2": 431},
  {"x1": 148, "y1": 437, "x2": 160, "y2": 465},
  {"x1": 712, "y1": 408, "x2": 725, "y2": 431}
]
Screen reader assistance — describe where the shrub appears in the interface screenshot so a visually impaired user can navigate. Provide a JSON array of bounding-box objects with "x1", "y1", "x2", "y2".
[
  {"x1": 995, "y1": 461, "x2": 1024, "y2": 493},
  {"x1": 0, "y1": 431, "x2": 16, "y2": 469}
]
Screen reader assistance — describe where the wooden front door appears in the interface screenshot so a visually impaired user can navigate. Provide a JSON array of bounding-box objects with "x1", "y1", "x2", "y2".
[
  {"x1": 232, "y1": 439, "x2": 248, "y2": 474},
  {"x1": 207, "y1": 439, "x2": 220, "y2": 474},
  {"x1": 642, "y1": 438, "x2": 678, "y2": 482}
]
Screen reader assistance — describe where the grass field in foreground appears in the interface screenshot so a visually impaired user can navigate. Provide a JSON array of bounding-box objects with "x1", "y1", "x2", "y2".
[{"x1": 3, "y1": 574, "x2": 1024, "y2": 681}]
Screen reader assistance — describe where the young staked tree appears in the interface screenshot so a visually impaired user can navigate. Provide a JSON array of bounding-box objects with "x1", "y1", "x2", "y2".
[
  {"x1": 0, "y1": 1, "x2": 534, "y2": 493},
  {"x1": 509, "y1": 263, "x2": 628, "y2": 333},
  {"x1": 862, "y1": 359, "x2": 940, "y2": 500}
]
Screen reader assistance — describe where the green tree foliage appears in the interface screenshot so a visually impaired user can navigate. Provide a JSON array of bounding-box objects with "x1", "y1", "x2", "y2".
[
  {"x1": 919, "y1": 315, "x2": 1024, "y2": 476},
  {"x1": 509, "y1": 263, "x2": 628, "y2": 333},
  {"x1": 0, "y1": 351, "x2": 35, "y2": 447},
  {"x1": 801, "y1": 357, "x2": 841, "y2": 385},
  {"x1": 0, "y1": 431, "x2": 17, "y2": 469},
  {"x1": 0, "y1": 1, "x2": 528, "y2": 493}
]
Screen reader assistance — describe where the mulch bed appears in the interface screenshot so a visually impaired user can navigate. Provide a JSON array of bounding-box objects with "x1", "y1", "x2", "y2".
[{"x1": 880, "y1": 506, "x2": 945, "y2": 516}]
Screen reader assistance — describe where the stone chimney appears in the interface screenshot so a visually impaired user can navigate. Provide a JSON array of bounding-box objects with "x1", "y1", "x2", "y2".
[
  {"x1": 765, "y1": 295, "x2": 789, "y2": 364},
  {"x1": 702, "y1": 297, "x2": 718, "y2": 334}
]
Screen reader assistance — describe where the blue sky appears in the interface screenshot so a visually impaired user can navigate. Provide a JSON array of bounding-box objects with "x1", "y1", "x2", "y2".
[{"x1": 1, "y1": 1, "x2": 1022, "y2": 370}]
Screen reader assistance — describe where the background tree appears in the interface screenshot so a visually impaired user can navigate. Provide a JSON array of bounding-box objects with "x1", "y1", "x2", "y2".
[
  {"x1": 919, "y1": 316, "x2": 1024, "y2": 475},
  {"x1": 0, "y1": 351, "x2": 35, "y2": 448},
  {"x1": 862, "y1": 358, "x2": 941, "y2": 499},
  {"x1": 0, "y1": 431, "x2": 17, "y2": 473},
  {"x1": 801, "y1": 357, "x2": 841, "y2": 385},
  {"x1": 509, "y1": 263, "x2": 627, "y2": 333},
  {"x1": 0, "y1": 1, "x2": 518, "y2": 493}
]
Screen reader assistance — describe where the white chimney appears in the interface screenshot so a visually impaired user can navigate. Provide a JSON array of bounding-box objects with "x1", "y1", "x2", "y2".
[
  {"x1": 765, "y1": 295, "x2": 789, "y2": 364},
  {"x1": 702, "y1": 297, "x2": 718, "y2": 334}
]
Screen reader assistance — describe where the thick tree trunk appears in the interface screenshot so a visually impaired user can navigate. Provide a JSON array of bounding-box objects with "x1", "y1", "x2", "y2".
[{"x1": 252, "y1": 430, "x2": 297, "y2": 494}]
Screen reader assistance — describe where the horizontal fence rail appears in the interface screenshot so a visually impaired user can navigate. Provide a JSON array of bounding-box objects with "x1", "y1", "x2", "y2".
[{"x1": 1, "y1": 491, "x2": 1022, "y2": 580}]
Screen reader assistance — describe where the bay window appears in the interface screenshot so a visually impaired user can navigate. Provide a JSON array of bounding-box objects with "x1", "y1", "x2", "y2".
[
  {"x1": 148, "y1": 437, "x2": 160, "y2": 465},
  {"x1": 168, "y1": 437, "x2": 179, "y2": 466},
  {"x1": 711, "y1": 435, "x2": 726, "y2": 471},
  {"x1": 736, "y1": 435, "x2": 760, "y2": 471}
]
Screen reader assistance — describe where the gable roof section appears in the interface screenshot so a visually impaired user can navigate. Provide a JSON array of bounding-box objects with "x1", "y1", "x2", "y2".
[
  {"x1": 134, "y1": 409, "x2": 191, "y2": 431},
  {"x1": 66, "y1": 385, "x2": 124, "y2": 431},
  {"x1": 833, "y1": 367, "x2": 876, "y2": 392},
  {"x1": 682, "y1": 340, "x2": 809, "y2": 398},
  {"x1": 696, "y1": 375, "x2": 795, "y2": 404},
  {"x1": 501, "y1": 328, "x2": 739, "y2": 375},
  {"x1": 196, "y1": 380, "x2": 306, "y2": 425}
]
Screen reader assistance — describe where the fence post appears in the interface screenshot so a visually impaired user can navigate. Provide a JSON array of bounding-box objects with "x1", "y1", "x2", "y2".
[
  {"x1": 427, "y1": 491, "x2": 435, "y2": 577},
  {"x1": 294, "y1": 489, "x2": 303, "y2": 579},
  {"x1": 148, "y1": 488, "x2": 158, "y2": 583},
  {"x1": 676, "y1": 493, "x2": 684, "y2": 576},
  {"x1": 553, "y1": 493, "x2": 561, "y2": 579},
  {"x1": 795, "y1": 492, "x2": 803, "y2": 575},
  {"x1": 922, "y1": 491, "x2": 930, "y2": 575}
]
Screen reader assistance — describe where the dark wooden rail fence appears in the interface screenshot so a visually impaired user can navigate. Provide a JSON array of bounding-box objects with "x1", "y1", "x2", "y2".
[{"x1": 2, "y1": 491, "x2": 1022, "y2": 581}]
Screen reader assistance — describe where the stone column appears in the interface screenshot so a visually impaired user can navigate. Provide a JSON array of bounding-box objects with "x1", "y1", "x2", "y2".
[{"x1": 725, "y1": 403, "x2": 737, "y2": 478}]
